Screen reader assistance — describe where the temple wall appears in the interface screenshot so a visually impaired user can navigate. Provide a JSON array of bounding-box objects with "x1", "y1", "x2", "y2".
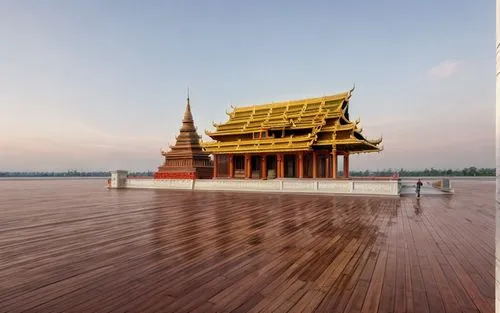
[
  {"x1": 196, "y1": 167, "x2": 214, "y2": 179},
  {"x1": 126, "y1": 178, "x2": 193, "y2": 190}
]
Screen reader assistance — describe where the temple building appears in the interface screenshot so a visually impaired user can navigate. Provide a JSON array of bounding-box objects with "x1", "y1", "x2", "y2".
[
  {"x1": 154, "y1": 95, "x2": 213, "y2": 179},
  {"x1": 201, "y1": 88, "x2": 382, "y2": 179}
]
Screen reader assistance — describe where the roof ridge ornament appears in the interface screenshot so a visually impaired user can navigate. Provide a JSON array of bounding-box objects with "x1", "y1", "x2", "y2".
[
  {"x1": 366, "y1": 135, "x2": 383, "y2": 145},
  {"x1": 348, "y1": 83, "x2": 355, "y2": 98}
]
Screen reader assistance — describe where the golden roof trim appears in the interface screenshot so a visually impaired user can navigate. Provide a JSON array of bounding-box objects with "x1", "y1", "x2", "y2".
[
  {"x1": 230, "y1": 91, "x2": 350, "y2": 113},
  {"x1": 202, "y1": 135, "x2": 313, "y2": 147}
]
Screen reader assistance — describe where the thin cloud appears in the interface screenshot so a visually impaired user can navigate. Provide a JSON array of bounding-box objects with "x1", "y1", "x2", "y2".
[{"x1": 428, "y1": 60, "x2": 463, "y2": 79}]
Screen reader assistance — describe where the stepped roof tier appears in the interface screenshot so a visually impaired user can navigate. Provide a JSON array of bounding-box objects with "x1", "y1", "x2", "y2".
[
  {"x1": 161, "y1": 97, "x2": 207, "y2": 160},
  {"x1": 201, "y1": 87, "x2": 383, "y2": 154}
]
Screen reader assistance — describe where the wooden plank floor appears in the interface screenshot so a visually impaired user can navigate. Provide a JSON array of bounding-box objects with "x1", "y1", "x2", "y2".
[{"x1": 0, "y1": 179, "x2": 494, "y2": 312}]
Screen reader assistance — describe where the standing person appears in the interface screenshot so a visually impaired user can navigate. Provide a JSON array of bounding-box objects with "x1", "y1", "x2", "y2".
[{"x1": 416, "y1": 178, "x2": 423, "y2": 198}]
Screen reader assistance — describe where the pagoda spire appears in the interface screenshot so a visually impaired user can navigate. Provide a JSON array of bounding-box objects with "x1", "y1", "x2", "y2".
[
  {"x1": 181, "y1": 90, "x2": 195, "y2": 131},
  {"x1": 155, "y1": 91, "x2": 212, "y2": 179},
  {"x1": 171, "y1": 91, "x2": 204, "y2": 154}
]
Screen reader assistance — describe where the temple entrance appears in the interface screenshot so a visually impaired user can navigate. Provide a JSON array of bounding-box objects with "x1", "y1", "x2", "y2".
[
  {"x1": 266, "y1": 155, "x2": 277, "y2": 179},
  {"x1": 216, "y1": 155, "x2": 229, "y2": 177},
  {"x1": 251, "y1": 155, "x2": 261, "y2": 178},
  {"x1": 284, "y1": 154, "x2": 296, "y2": 178},
  {"x1": 338, "y1": 155, "x2": 345, "y2": 177},
  {"x1": 214, "y1": 151, "x2": 350, "y2": 180},
  {"x1": 234, "y1": 155, "x2": 245, "y2": 178},
  {"x1": 317, "y1": 154, "x2": 328, "y2": 178},
  {"x1": 303, "y1": 153, "x2": 313, "y2": 178}
]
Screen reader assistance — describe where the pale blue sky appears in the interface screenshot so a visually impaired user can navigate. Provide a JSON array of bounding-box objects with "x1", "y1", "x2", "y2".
[{"x1": 0, "y1": 0, "x2": 494, "y2": 171}]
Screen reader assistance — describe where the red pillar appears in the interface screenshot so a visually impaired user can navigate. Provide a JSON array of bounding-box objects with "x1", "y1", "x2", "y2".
[
  {"x1": 343, "y1": 153, "x2": 350, "y2": 178},
  {"x1": 244, "y1": 154, "x2": 250, "y2": 179},
  {"x1": 332, "y1": 150, "x2": 338, "y2": 179},
  {"x1": 298, "y1": 152, "x2": 304, "y2": 178},
  {"x1": 228, "y1": 154, "x2": 234, "y2": 178},
  {"x1": 213, "y1": 154, "x2": 218, "y2": 178},
  {"x1": 261, "y1": 155, "x2": 267, "y2": 179},
  {"x1": 279, "y1": 153, "x2": 285, "y2": 178},
  {"x1": 276, "y1": 154, "x2": 281, "y2": 178}
]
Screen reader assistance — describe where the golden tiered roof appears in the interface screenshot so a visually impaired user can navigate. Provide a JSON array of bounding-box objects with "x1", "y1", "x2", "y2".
[
  {"x1": 202, "y1": 134, "x2": 317, "y2": 154},
  {"x1": 206, "y1": 92, "x2": 347, "y2": 136},
  {"x1": 202, "y1": 88, "x2": 383, "y2": 154}
]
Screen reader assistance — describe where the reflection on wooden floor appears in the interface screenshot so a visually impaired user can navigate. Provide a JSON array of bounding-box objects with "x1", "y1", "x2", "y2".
[{"x1": 0, "y1": 180, "x2": 494, "y2": 312}]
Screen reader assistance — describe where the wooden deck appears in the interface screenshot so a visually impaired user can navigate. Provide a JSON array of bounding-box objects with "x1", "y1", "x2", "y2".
[{"x1": 0, "y1": 179, "x2": 494, "y2": 312}]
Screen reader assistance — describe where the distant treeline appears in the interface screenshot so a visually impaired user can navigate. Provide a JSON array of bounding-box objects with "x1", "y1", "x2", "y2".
[
  {"x1": 350, "y1": 167, "x2": 495, "y2": 177},
  {"x1": 0, "y1": 170, "x2": 154, "y2": 177},
  {"x1": 0, "y1": 167, "x2": 495, "y2": 177}
]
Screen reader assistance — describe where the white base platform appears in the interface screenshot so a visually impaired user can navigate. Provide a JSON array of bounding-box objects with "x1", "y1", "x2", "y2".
[{"x1": 111, "y1": 172, "x2": 401, "y2": 196}]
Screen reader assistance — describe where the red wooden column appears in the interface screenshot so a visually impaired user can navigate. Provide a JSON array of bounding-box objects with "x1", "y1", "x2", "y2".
[
  {"x1": 261, "y1": 155, "x2": 267, "y2": 179},
  {"x1": 312, "y1": 151, "x2": 317, "y2": 178},
  {"x1": 331, "y1": 150, "x2": 338, "y2": 179},
  {"x1": 244, "y1": 154, "x2": 250, "y2": 179},
  {"x1": 343, "y1": 152, "x2": 350, "y2": 178},
  {"x1": 228, "y1": 154, "x2": 234, "y2": 178},
  {"x1": 213, "y1": 154, "x2": 218, "y2": 178},
  {"x1": 298, "y1": 151, "x2": 304, "y2": 178},
  {"x1": 279, "y1": 153, "x2": 285, "y2": 178}
]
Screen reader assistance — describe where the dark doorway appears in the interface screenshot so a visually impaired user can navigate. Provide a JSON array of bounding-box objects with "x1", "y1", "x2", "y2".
[
  {"x1": 303, "y1": 153, "x2": 313, "y2": 178},
  {"x1": 266, "y1": 155, "x2": 277, "y2": 179},
  {"x1": 284, "y1": 154, "x2": 296, "y2": 178},
  {"x1": 234, "y1": 155, "x2": 245, "y2": 178},
  {"x1": 251, "y1": 155, "x2": 261, "y2": 179},
  {"x1": 317, "y1": 154, "x2": 328, "y2": 178}
]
